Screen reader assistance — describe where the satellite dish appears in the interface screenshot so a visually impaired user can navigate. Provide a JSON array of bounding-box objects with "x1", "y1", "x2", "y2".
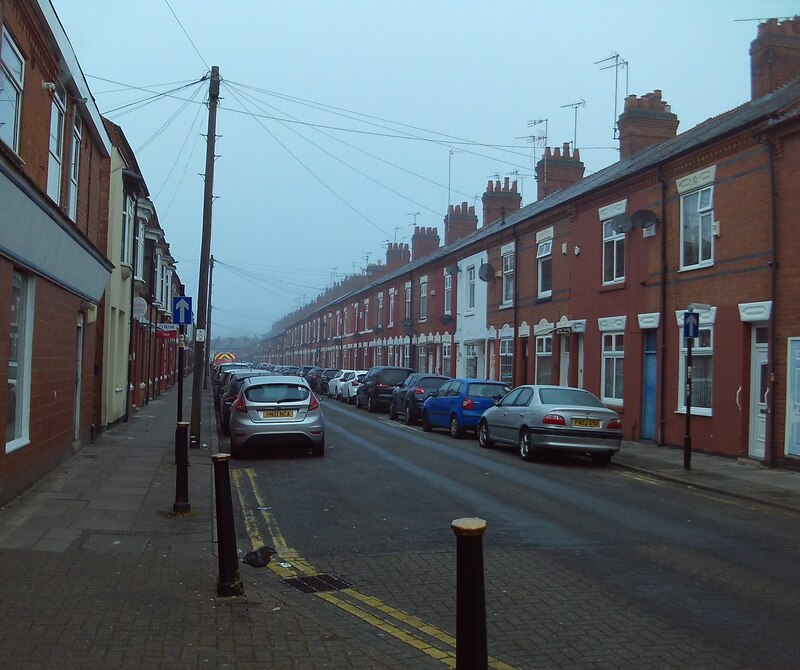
[
  {"x1": 609, "y1": 215, "x2": 633, "y2": 234},
  {"x1": 631, "y1": 209, "x2": 658, "y2": 229},
  {"x1": 478, "y1": 263, "x2": 494, "y2": 282},
  {"x1": 446, "y1": 264, "x2": 461, "y2": 276}
]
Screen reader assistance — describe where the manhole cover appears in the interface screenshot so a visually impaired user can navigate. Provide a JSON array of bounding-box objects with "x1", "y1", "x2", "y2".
[{"x1": 283, "y1": 573, "x2": 352, "y2": 593}]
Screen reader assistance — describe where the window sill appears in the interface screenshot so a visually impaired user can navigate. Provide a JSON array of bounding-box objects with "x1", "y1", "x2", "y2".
[
  {"x1": 600, "y1": 281, "x2": 625, "y2": 292},
  {"x1": 5, "y1": 437, "x2": 30, "y2": 454},
  {"x1": 674, "y1": 407, "x2": 712, "y2": 417},
  {"x1": 536, "y1": 295, "x2": 552, "y2": 304},
  {"x1": 498, "y1": 303, "x2": 513, "y2": 310},
  {"x1": 678, "y1": 262, "x2": 714, "y2": 273}
]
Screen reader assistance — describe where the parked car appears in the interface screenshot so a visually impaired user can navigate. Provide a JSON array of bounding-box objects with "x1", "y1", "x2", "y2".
[
  {"x1": 218, "y1": 369, "x2": 274, "y2": 435},
  {"x1": 318, "y1": 368, "x2": 342, "y2": 394},
  {"x1": 282, "y1": 366, "x2": 303, "y2": 377},
  {"x1": 299, "y1": 365, "x2": 315, "y2": 380},
  {"x1": 341, "y1": 371, "x2": 367, "y2": 404},
  {"x1": 327, "y1": 369, "x2": 356, "y2": 399},
  {"x1": 213, "y1": 362, "x2": 250, "y2": 409},
  {"x1": 228, "y1": 376, "x2": 324, "y2": 458},
  {"x1": 478, "y1": 385, "x2": 622, "y2": 465},
  {"x1": 389, "y1": 373, "x2": 450, "y2": 425},
  {"x1": 421, "y1": 378, "x2": 511, "y2": 438},
  {"x1": 356, "y1": 366, "x2": 415, "y2": 412}
]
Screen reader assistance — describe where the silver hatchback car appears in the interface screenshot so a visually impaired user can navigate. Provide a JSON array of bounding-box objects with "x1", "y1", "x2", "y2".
[
  {"x1": 478, "y1": 385, "x2": 622, "y2": 466},
  {"x1": 228, "y1": 376, "x2": 324, "y2": 458}
]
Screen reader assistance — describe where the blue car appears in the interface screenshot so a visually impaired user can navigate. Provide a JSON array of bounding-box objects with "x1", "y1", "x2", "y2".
[{"x1": 421, "y1": 378, "x2": 511, "y2": 438}]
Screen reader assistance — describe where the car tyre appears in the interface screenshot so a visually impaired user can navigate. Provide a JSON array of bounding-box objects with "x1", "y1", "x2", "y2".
[
  {"x1": 311, "y1": 439, "x2": 325, "y2": 457},
  {"x1": 421, "y1": 411, "x2": 432, "y2": 432},
  {"x1": 478, "y1": 420, "x2": 493, "y2": 449},
  {"x1": 449, "y1": 415, "x2": 464, "y2": 439},
  {"x1": 388, "y1": 400, "x2": 398, "y2": 420},
  {"x1": 519, "y1": 428, "x2": 535, "y2": 461},
  {"x1": 367, "y1": 394, "x2": 376, "y2": 413},
  {"x1": 404, "y1": 402, "x2": 416, "y2": 425},
  {"x1": 591, "y1": 452, "x2": 612, "y2": 467}
]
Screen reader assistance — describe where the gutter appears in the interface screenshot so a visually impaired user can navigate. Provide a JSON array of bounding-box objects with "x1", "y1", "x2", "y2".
[{"x1": 657, "y1": 166, "x2": 667, "y2": 447}]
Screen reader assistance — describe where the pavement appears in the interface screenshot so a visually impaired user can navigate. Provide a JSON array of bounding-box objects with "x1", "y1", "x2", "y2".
[{"x1": 0, "y1": 379, "x2": 798, "y2": 669}]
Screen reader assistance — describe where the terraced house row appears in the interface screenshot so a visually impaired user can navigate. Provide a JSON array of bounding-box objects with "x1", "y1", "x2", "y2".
[
  {"x1": 1, "y1": 0, "x2": 186, "y2": 505},
  {"x1": 259, "y1": 18, "x2": 800, "y2": 470}
]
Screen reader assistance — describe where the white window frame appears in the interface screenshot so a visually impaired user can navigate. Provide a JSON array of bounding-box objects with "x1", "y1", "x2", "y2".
[
  {"x1": 403, "y1": 344, "x2": 411, "y2": 368},
  {"x1": 601, "y1": 332, "x2": 624, "y2": 405},
  {"x1": 122, "y1": 195, "x2": 135, "y2": 266},
  {"x1": 419, "y1": 278, "x2": 427, "y2": 321},
  {"x1": 501, "y1": 246, "x2": 514, "y2": 306},
  {"x1": 388, "y1": 289, "x2": 395, "y2": 327},
  {"x1": 363, "y1": 299, "x2": 369, "y2": 331},
  {"x1": 6, "y1": 270, "x2": 35, "y2": 453},
  {"x1": 404, "y1": 282, "x2": 412, "y2": 320},
  {"x1": 443, "y1": 274, "x2": 452, "y2": 315},
  {"x1": 537, "y1": 239, "x2": 552, "y2": 299},
  {"x1": 67, "y1": 114, "x2": 82, "y2": 220},
  {"x1": 377, "y1": 293, "x2": 384, "y2": 327},
  {"x1": 47, "y1": 87, "x2": 66, "y2": 204},
  {"x1": 680, "y1": 185, "x2": 714, "y2": 270},
  {"x1": 602, "y1": 220, "x2": 625, "y2": 284},
  {"x1": 442, "y1": 342, "x2": 451, "y2": 374},
  {"x1": 418, "y1": 345, "x2": 427, "y2": 372},
  {"x1": 678, "y1": 325, "x2": 713, "y2": 415},
  {"x1": 135, "y1": 219, "x2": 145, "y2": 280},
  {"x1": 535, "y1": 335, "x2": 552, "y2": 384},
  {"x1": 499, "y1": 338, "x2": 514, "y2": 383},
  {"x1": 0, "y1": 28, "x2": 24, "y2": 153},
  {"x1": 466, "y1": 265, "x2": 476, "y2": 310}
]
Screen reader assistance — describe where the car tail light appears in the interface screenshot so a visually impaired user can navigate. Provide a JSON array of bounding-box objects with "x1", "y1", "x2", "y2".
[
  {"x1": 234, "y1": 394, "x2": 247, "y2": 413},
  {"x1": 607, "y1": 418, "x2": 622, "y2": 430},
  {"x1": 351, "y1": 380, "x2": 360, "y2": 386},
  {"x1": 542, "y1": 413, "x2": 565, "y2": 426},
  {"x1": 308, "y1": 394, "x2": 320, "y2": 411},
  {"x1": 414, "y1": 388, "x2": 425, "y2": 395},
  {"x1": 461, "y1": 398, "x2": 474, "y2": 410}
]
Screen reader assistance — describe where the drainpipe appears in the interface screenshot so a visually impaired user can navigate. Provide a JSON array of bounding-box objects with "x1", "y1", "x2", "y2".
[
  {"x1": 756, "y1": 131, "x2": 778, "y2": 467},
  {"x1": 511, "y1": 216, "x2": 519, "y2": 386},
  {"x1": 657, "y1": 166, "x2": 667, "y2": 447}
]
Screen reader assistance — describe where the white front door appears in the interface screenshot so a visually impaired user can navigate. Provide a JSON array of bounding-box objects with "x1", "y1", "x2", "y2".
[
  {"x1": 748, "y1": 326, "x2": 769, "y2": 460},
  {"x1": 559, "y1": 335, "x2": 570, "y2": 386}
]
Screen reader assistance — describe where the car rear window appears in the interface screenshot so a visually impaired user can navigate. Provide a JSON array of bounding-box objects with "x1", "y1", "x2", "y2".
[
  {"x1": 538, "y1": 388, "x2": 606, "y2": 408},
  {"x1": 356, "y1": 373, "x2": 366, "y2": 381},
  {"x1": 246, "y1": 384, "x2": 311, "y2": 403},
  {"x1": 379, "y1": 369, "x2": 412, "y2": 385},
  {"x1": 466, "y1": 383, "x2": 510, "y2": 398},
  {"x1": 419, "y1": 377, "x2": 448, "y2": 391}
]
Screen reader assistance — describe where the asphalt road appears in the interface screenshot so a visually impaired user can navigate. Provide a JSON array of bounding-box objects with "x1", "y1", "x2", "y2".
[{"x1": 228, "y1": 395, "x2": 800, "y2": 669}]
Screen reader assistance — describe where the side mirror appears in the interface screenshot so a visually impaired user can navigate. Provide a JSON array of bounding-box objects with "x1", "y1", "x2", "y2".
[
  {"x1": 492, "y1": 398, "x2": 500, "y2": 406},
  {"x1": 428, "y1": 391, "x2": 436, "y2": 398}
]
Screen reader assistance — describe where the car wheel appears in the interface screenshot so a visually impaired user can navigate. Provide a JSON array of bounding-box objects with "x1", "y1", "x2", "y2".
[
  {"x1": 367, "y1": 394, "x2": 376, "y2": 413},
  {"x1": 519, "y1": 428, "x2": 535, "y2": 461},
  {"x1": 478, "y1": 420, "x2": 493, "y2": 449},
  {"x1": 348, "y1": 393, "x2": 355, "y2": 405},
  {"x1": 591, "y1": 452, "x2": 612, "y2": 467},
  {"x1": 404, "y1": 403, "x2": 416, "y2": 425},
  {"x1": 388, "y1": 400, "x2": 398, "y2": 420},
  {"x1": 421, "y1": 411, "x2": 432, "y2": 432},
  {"x1": 449, "y1": 415, "x2": 464, "y2": 439},
  {"x1": 311, "y1": 439, "x2": 325, "y2": 457}
]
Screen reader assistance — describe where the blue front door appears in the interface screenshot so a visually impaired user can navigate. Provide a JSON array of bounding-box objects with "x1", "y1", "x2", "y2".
[{"x1": 642, "y1": 331, "x2": 657, "y2": 441}]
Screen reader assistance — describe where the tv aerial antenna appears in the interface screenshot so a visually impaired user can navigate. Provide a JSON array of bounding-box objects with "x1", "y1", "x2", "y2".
[
  {"x1": 560, "y1": 99, "x2": 586, "y2": 151},
  {"x1": 596, "y1": 52, "x2": 628, "y2": 139}
]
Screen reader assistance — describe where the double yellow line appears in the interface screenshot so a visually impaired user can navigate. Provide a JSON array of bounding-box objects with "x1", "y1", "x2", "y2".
[{"x1": 232, "y1": 467, "x2": 516, "y2": 670}]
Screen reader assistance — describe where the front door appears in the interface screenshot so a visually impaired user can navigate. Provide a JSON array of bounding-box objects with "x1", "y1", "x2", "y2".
[
  {"x1": 641, "y1": 330, "x2": 658, "y2": 441},
  {"x1": 559, "y1": 335, "x2": 570, "y2": 386},
  {"x1": 748, "y1": 326, "x2": 769, "y2": 460}
]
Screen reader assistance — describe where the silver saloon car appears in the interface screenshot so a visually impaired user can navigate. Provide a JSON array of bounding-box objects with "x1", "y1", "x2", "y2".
[
  {"x1": 228, "y1": 376, "x2": 324, "y2": 458},
  {"x1": 478, "y1": 385, "x2": 622, "y2": 465}
]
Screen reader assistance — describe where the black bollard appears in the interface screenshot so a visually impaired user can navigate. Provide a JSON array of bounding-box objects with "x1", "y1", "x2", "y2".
[
  {"x1": 211, "y1": 454, "x2": 243, "y2": 597},
  {"x1": 452, "y1": 517, "x2": 488, "y2": 670},
  {"x1": 173, "y1": 421, "x2": 191, "y2": 514}
]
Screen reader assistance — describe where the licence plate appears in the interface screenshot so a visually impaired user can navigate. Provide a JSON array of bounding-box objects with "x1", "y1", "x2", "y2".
[
  {"x1": 261, "y1": 410, "x2": 295, "y2": 419},
  {"x1": 572, "y1": 418, "x2": 601, "y2": 428}
]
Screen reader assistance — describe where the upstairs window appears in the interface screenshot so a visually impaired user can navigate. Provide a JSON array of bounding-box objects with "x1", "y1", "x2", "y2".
[
  {"x1": 443, "y1": 274, "x2": 452, "y2": 315},
  {"x1": 47, "y1": 86, "x2": 66, "y2": 204},
  {"x1": 377, "y1": 293, "x2": 384, "y2": 327},
  {"x1": 681, "y1": 185, "x2": 714, "y2": 269},
  {"x1": 466, "y1": 266, "x2": 476, "y2": 310},
  {"x1": 404, "y1": 283, "x2": 412, "y2": 320},
  {"x1": 602, "y1": 220, "x2": 625, "y2": 284},
  {"x1": 388, "y1": 290, "x2": 395, "y2": 327},
  {"x1": 419, "y1": 280, "x2": 427, "y2": 321},
  {"x1": 537, "y1": 239, "x2": 552, "y2": 299},
  {"x1": 67, "y1": 114, "x2": 82, "y2": 220},
  {"x1": 0, "y1": 29, "x2": 24, "y2": 152},
  {"x1": 501, "y1": 251, "x2": 514, "y2": 305}
]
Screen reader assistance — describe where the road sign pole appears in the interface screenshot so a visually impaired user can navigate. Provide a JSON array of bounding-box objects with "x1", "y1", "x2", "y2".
[
  {"x1": 683, "y1": 336, "x2": 693, "y2": 470},
  {"x1": 177, "y1": 325, "x2": 185, "y2": 423}
]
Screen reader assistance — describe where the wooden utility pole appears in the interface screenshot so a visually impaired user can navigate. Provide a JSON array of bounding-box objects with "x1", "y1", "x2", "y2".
[
  {"x1": 190, "y1": 66, "x2": 220, "y2": 448},
  {"x1": 203, "y1": 254, "x2": 214, "y2": 390}
]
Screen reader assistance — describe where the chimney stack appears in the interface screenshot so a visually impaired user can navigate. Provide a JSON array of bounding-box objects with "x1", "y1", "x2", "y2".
[
  {"x1": 481, "y1": 177, "x2": 521, "y2": 227},
  {"x1": 411, "y1": 226, "x2": 440, "y2": 261},
  {"x1": 385, "y1": 242, "x2": 411, "y2": 273},
  {"x1": 444, "y1": 201, "x2": 478, "y2": 245},
  {"x1": 617, "y1": 90, "x2": 679, "y2": 160},
  {"x1": 535, "y1": 143, "x2": 585, "y2": 200},
  {"x1": 751, "y1": 17, "x2": 800, "y2": 99}
]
